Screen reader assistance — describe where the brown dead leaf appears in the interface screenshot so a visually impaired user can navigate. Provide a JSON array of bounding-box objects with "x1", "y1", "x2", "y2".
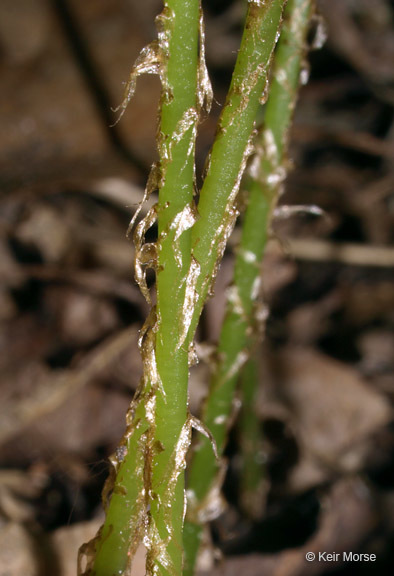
[
  {"x1": 0, "y1": 382, "x2": 131, "y2": 466},
  {"x1": 0, "y1": 0, "x2": 50, "y2": 64},
  {"x1": 262, "y1": 245, "x2": 298, "y2": 302},
  {"x1": 258, "y1": 347, "x2": 392, "y2": 492},
  {"x1": 43, "y1": 286, "x2": 120, "y2": 347},
  {"x1": 0, "y1": 328, "x2": 139, "y2": 452},
  {"x1": 0, "y1": 523, "x2": 40, "y2": 576},
  {"x1": 0, "y1": 469, "x2": 48, "y2": 523},
  {"x1": 51, "y1": 517, "x2": 103, "y2": 576},
  {"x1": 14, "y1": 205, "x2": 71, "y2": 264},
  {"x1": 207, "y1": 478, "x2": 378, "y2": 576},
  {"x1": 358, "y1": 329, "x2": 394, "y2": 375},
  {"x1": 286, "y1": 291, "x2": 342, "y2": 345}
]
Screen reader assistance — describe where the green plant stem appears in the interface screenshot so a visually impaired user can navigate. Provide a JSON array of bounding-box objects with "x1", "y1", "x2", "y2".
[
  {"x1": 182, "y1": 1, "x2": 287, "y2": 573},
  {"x1": 84, "y1": 2, "x2": 201, "y2": 575},
  {"x1": 186, "y1": 0, "x2": 286, "y2": 343},
  {"x1": 238, "y1": 0, "x2": 313, "y2": 515},
  {"x1": 239, "y1": 355, "x2": 266, "y2": 518},
  {"x1": 151, "y1": 0, "x2": 200, "y2": 572},
  {"x1": 263, "y1": 0, "x2": 313, "y2": 162},
  {"x1": 82, "y1": 380, "x2": 151, "y2": 576},
  {"x1": 184, "y1": 0, "x2": 313, "y2": 571}
]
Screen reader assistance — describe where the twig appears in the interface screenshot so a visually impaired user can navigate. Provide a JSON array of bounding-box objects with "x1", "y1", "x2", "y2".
[{"x1": 284, "y1": 238, "x2": 394, "y2": 267}]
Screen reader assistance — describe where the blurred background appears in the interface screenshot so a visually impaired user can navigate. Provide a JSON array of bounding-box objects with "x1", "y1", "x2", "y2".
[{"x1": 0, "y1": 1, "x2": 393, "y2": 574}]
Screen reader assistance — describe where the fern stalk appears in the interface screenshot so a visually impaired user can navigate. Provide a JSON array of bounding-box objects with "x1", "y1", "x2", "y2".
[
  {"x1": 184, "y1": 0, "x2": 313, "y2": 570},
  {"x1": 80, "y1": 1, "x2": 202, "y2": 575},
  {"x1": 185, "y1": 0, "x2": 287, "y2": 344},
  {"x1": 238, "y1": 0, "x2": 313, "y2": 516},
  {"x1": 183, "y1": 1, "x2": 287, "y2": 573}
]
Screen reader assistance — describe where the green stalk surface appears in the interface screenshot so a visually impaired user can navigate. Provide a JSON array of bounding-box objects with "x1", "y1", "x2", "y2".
[
  {"x1": 83, "y1": 1, "x2": 201, "y2": 575},
  {"x1": 239, "y1": 355, "x2": 266, "y2": 518},
  {"x1": 184, "y1": 0, "x2": 313, "y2": 571},
  {"x1": 238, "y1": 0, "x2": 313, "y2": 518},
  {"x1": 183, "y1": 1, "x2": 287, "y2": 573},
  {"x1": 187, "y1": 0, "x2": 286, "y2": 342},
  {"x1": 151, "y1": 0, "x2": 200, "y2": 573}
]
